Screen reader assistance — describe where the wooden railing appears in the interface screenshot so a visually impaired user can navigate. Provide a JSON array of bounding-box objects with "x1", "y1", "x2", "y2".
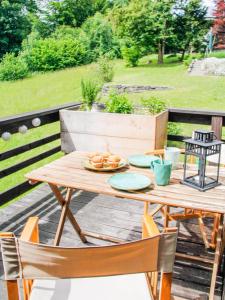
[
  {"x1": 1, "y1": 106, "x2": 225, "y2": 206},
  {"x1": 168, "y1": 108, "x2": 225, "y2": 142},
  {"x1": 0, "y1": 102, "x2": 81, "y2": 206}
]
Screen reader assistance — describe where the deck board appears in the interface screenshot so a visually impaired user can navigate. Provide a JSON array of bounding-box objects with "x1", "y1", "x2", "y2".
[{"x1": 0, "y1": 184, "x2": 223, "y2": 300}]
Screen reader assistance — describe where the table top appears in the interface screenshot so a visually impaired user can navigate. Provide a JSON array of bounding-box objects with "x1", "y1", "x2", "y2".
[{"x1": 26, "y1": 151, "x2": 225, "y2": 214}]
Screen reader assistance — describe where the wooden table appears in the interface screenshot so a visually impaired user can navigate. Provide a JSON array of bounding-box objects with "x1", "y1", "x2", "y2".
[{"x1": 26, "y1": 151, "x2": 225, "y2": 299}]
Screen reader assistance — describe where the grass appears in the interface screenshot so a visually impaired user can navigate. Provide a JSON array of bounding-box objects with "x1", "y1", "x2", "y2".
[{"x1": 1, "y1": 54, "x2": 225, "y2": 207}]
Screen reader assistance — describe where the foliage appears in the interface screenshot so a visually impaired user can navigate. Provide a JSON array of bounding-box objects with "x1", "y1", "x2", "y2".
[
  {"x1": 213, "y1": 0, "x2": 225, "y2": 49},
  {"x1": 105, "y1": 92, "x2": 133, "y2": 114},
  {"x1": 82, "y1": 13, "x2": 120, "y2": 59},
  {"x1": 141, "y1": 97, "x2": 167, "y2": 115},
  {"x1": 22, "y1": 37, "x2": 90, "y2": 72},
  {"x1": 121, "y1": 44, "x2": 141, "y2": 67},
  {"x1": 112, "y1": 0, "x2": 175, "y2": 64},
  {"x1": 97, "y1": 55, "x2": 114, "y2": 82},
  {"x1": 173, "y1": 0, "x2": 209, "y2": 60},
  {"x1": 81, "y1": 79, "x2": 101, "y2": 109},
  {"x1": 47, "y1": 0, "x2": 95, "y2": 28},
  {"x1": 0, "y1": 53, "x2": 29, "y2": 81},
  {"x1": 0, "y1": 0, "x2": 38, "y2": 58},
  {"x1": 183, "y1": 53, "x2": 203, "y2": 66},
  {"x1": 167, "y1": 122, "x2": 182, "y2": 136}
]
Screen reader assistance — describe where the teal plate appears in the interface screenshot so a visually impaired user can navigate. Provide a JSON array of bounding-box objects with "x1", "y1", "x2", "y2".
[
  {"x1": 108, "y1": 173, "x2": 151, "y2": 191},
  {"x1": 128, "y1": 155, "x2": 160, "y2": 168}
]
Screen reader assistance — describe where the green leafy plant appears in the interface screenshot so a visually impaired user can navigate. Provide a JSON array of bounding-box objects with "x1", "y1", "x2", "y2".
[
  {"x1": 105, "y1": 91, "x2": 133, "y2": 114},
  {"x1": 23, "y1": 37, "x2": 91, "y2": 72},
  {"x1": 121, "y1": 45, "x2": 141, "y2": 67},
  {"x1": 97, "y1": 55, "x2": 114, "y2": 82},
  {"x1": 167, "y1": 122, "x2": 182, "y2": 136},
  {"x1": 81, "y1": 79, "x2": 101, "y2": 110},
  {"x1": 0, "y1": 53, "x2": 29, "y2": 81},
  {"x1": 141, "y1": 97, "x2": 167, "y2": 115}
]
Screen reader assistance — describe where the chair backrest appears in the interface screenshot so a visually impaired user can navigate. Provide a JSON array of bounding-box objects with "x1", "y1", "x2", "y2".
[
  {"x1": 60, "y1": 110, "x2": 168, "y2": 157},
  {"x1": 1, "y1": 232, "x2": 177, "y2": 281}
]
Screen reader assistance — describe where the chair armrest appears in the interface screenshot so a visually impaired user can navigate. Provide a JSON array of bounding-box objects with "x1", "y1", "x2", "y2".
[
  {"x1": 145, "y1": 149, "x2": 165, "y2": 155},
  {"x1": 0, "y1": 233, "x2": 14, "y2": 238},
  {"x1": 142, "y1": 214, "x2": 160, "y2": 238},
  {"x1": 20, "y1": 217, "x2": 39, "y2": 243}
]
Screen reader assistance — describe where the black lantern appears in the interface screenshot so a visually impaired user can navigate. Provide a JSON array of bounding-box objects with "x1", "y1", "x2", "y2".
[{"x1": 182, "y1": 130, "x2": 223, "y2": 191}]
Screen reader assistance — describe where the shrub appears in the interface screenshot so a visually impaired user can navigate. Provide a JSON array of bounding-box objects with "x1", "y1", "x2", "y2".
[
  {"x1": 82, "y1": 13, "x2": 120, "y2": 60},
  {"x1": 23, "y1": 37, "x2": 91, "y2": 72},
  {"x1": 167, "y1": 122, "x2": 182, "y2": 136},
  {"x1": 81, "y1": 79, "x2": 101, "y2": 110},
  {"x1": 97, "y1": 55, "x2": 114, "y2": 82},
  {"x1": 105, "y1": 92, "x2": 133, "y2": 114},
  {"x1": 141, "y1": 97, "x2": 167, "y2": 115},
  {"x1": 121, "y1": 45, "x2": 141, "y2": 67},
  {"x1": 0, "y1": 53, "x2": 29, "y2": 81}
]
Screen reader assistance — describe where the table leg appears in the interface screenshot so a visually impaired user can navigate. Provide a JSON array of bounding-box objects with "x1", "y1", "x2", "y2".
[
  {"x1": 209, "y1": 214, "x2": 224, "y2": 300},
  {"x1": 49, "y1": 184, "x2": 87, "y2": 244}
]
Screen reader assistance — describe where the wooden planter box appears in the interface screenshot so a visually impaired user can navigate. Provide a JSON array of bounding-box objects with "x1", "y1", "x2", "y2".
[{"x1": 60, "y1": 109, "x2": 168, "y2": 156}]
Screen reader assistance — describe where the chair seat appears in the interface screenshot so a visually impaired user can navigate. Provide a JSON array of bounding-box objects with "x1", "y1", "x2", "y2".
[{"x1": 30, "y1": 273, "x2": 153, "y2": 300}]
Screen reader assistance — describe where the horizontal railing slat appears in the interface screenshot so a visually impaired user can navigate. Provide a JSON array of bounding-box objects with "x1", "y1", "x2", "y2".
[
  {"x1": 168, "y1": 108, "x2": 225, "y2": 126},
  {"x1": 0, "y1": 133, "x2": 60, "y2": 162},
  {"x1": 0, "y1": 146, "x2": 61, "y2": 179},
  {"x1": 0, "y1": 102, "x2": 81, "y2": 135},
  {"x1": 0, "y1": 181, "x2": 40, "y2": 206}
]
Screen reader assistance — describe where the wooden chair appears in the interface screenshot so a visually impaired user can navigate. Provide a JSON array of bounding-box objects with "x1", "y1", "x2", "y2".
[
  {"x1": 145, "y1": 148, "x2": 219, "y2": 249},
  {"x1": 0, "y1": 216, "x2": 177, "y2": 300}
]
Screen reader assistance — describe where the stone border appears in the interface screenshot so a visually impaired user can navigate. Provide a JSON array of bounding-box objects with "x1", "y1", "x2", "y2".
[{"x1": 102, "y1": 84, "x2": 172, "y2": 95}]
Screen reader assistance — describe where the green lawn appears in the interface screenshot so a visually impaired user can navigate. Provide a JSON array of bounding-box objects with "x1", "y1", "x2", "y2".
[{"x1": 1, "y1": 55, "x2": 225, "y2": 207}]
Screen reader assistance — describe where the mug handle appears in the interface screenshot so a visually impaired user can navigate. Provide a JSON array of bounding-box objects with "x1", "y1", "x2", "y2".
[{"x1": 150, "y1": 161, "x2": 155, "y2": 170}]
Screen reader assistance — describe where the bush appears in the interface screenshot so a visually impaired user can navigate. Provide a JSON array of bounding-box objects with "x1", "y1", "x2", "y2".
[
  {"x1": 97, "y1": 55, "x2": 114, "y2": 82},
  {"x1": 121, "y1": 45, "x2": 141, "y2": 67},
  {"x1": 23, "y1": 37, "x2": 91, "y2": 72},
  {"x1": 167, "y1": 122, "x2": 182, "y2": 136},
  {"x1": 105, "y1": 92, "x2": 133, "y2": 114},
  {"x1": 82, "y1": 13, "x2": 120, "y2": 60},
  {"x1": 81, "y1": 79, "x2": 101, "y2": 110},
  {"x1": 141, "y1": 97, "x2": 167, "y2": 115},
  {"x1": 0, "y1": 53, "x2": 29, "y2": 81}
]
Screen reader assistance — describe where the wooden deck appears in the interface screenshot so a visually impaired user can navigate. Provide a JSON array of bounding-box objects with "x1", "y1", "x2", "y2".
[{"x1": 0, "y1": 184, "x2": 224, "y2": 299}]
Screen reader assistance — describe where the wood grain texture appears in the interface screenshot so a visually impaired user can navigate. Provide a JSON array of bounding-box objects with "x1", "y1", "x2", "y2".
[
  {"x1": 60, "y1": 110, "x2": 168, "y2": 156},
  {"x1": 26, "y1": 151, "x2": 225, "y2": 214}
]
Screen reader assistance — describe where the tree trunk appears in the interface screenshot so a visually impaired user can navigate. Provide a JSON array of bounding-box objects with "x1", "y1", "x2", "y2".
[
  {"x1": 180, "y1": 49, "x2": 186, "y2": 61},
  {"x1": 158, "y1": 41, "x2": 165, "y2": 64}
]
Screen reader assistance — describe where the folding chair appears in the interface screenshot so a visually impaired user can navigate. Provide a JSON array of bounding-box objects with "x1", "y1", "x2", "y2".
[{"x1": 0, "y1": 216, "x2": 177, "y2": 300}]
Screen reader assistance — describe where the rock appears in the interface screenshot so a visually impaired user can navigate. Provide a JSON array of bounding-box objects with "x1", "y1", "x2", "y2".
[
  {"x1": 102, "y1": 84, "x2": 172, "y2": 95},
  {"x1": 201, "y1": 57, "x2": 225, "y2": 76}
]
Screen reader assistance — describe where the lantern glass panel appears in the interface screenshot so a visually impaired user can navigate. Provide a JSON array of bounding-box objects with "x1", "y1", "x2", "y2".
[{"x1": 183, "y1": 138, "x2": 222, "y2": 191}]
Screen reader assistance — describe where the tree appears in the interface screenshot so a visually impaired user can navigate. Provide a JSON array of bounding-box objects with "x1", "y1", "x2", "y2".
[
  {"x1": 47, "y1": 0, "x2": 95, "y2": 27},
  {"x1": 82, "y1": 13, "x2": 120, "y2": 59},
  {"x1": 213, "y1": 0, "x2": 225, "y2": 49},
  {"x1": 173, "y1": 0, "x2": 209, "y2": 60},
  {"x1": 0, "y1": 0, "x2": 38, "y2": 58},
  {"x1": 111, "y1": 0, "x2": 175, "y2": 64}
]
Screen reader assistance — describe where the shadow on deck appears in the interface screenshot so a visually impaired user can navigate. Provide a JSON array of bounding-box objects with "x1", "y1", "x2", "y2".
[{"x1": 0, "y1": 184, "x2": 224, "y2": 300}]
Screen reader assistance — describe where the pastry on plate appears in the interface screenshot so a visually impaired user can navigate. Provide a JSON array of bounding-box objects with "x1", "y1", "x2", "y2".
[
  {"x1": 90, "y1": 155, "x2": 104, "y2": 168},
  {"x1": 107, "y1": 155, "x2": 121, "y2": 168}
]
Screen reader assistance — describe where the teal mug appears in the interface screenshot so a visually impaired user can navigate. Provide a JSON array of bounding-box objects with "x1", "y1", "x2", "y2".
[{"x1": 151, "y1": 160, "x2": 172, "y2": 186}]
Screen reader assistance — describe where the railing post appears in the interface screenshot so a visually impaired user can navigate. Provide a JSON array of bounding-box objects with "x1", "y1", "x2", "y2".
[{"x1": 211, "y1": 116, "x2": 223, "y2": 140}]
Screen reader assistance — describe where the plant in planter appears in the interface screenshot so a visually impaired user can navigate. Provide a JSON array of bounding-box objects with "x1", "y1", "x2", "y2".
[
  {"x1": 81, "y1": 79, "x2": 101, "y2": 111},
  {"x1": 141, "y1": 96, "x2": 182, "y2": 137},
  {"x1": 105, "y1": 91, "x2": 134, "y2": 114},
  {"x1": 141, "y1": 97, "x2": 167, "y2": 115}
]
